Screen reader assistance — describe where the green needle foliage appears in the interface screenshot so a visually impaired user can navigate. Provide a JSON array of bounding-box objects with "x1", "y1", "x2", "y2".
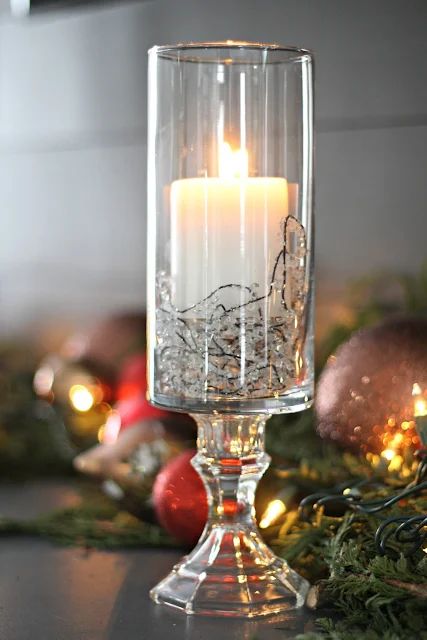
[
  {"x1": 262, "y1": 415, "x2": 427, "y2": 639},
  {"x1": 0, "y1": 484, "x2": 177, "y2": 549}
]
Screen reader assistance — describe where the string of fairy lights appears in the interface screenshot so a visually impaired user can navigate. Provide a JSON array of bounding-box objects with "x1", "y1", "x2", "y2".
[{"x1": 259, "y1": 383, "x2": 427, "y2": 558}]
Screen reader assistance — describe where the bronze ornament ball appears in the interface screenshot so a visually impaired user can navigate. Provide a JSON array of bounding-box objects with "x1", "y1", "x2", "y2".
[{"x1": 316, "y1": 317, "x2": 427, "y2": 456}]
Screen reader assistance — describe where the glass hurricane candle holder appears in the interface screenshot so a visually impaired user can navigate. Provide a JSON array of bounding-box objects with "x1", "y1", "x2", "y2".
[{"x1": 147, "y1": 42, "x2": 314, "y2": 617}]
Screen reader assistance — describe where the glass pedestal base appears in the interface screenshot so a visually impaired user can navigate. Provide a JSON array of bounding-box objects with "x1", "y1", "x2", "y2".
[
  {"x1": 150, "y1": 414, "x2": 309, "y2": 617},
  {"x1": 150, "y1": 524, "x2": 309, "y2": 617}
]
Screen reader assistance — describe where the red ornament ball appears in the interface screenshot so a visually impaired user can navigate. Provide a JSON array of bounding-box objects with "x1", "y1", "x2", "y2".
[
  {"x1": 115, "y1": 396, "x2": 170, "y2": 430},
  {"x1": 316, "y1": 317, "x2": 427, "y2": 455},
  {"x1": 117, "y1": 352, "x2": 148, "y2": 401},
  {"x1": 116, "y1": 352, "x2": 172, "y2": 429},
  {"x1": 153, "y1": 449, "x2": 208, "y2": 546}
]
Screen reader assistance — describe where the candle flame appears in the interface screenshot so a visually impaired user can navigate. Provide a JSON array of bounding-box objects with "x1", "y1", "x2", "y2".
[
  {"x1": 219, "y1": 142, "x2": 248, "y2": 179},
  {"x1": 259, "y1": 499, "x2": 286, "y2": 529}
]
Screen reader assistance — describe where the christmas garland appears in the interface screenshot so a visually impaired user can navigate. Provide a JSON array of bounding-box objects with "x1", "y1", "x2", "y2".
[
  {"x1": 0, "y1": 413, "x2": 425, "y2": 638},
  {"x1": 263, "y1": 413, "x2": 427, "y2": 640},
  {"x1": 0, "y1": 265, "x2": 426, "y2": 637}
]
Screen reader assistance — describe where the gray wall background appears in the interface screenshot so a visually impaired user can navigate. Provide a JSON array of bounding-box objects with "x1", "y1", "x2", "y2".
[{"x1": 0, "y1": 0, "x2": 426, "y2": 336}]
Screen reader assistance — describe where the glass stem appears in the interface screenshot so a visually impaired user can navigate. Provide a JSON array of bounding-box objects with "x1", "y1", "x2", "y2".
[{"x1": 191, "y1": 415, "x2": 269, "y2": 531}]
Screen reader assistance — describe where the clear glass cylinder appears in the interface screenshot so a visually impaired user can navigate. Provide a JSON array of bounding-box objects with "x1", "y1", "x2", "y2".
[
  {"x1": 147, "y1": 43, "x2": 314, "y2": 618},
  {"x1": 147, "y1": 42, "x2": 314, "y2": 415}
]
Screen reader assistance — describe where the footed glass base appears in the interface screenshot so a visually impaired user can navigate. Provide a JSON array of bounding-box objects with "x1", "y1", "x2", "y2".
[
  {"x1": 150, "y1": 524, "x2": 309, "y2": 617},
  {"x1": 150, "y1": 414, "x2": 309, "y2": 618}
]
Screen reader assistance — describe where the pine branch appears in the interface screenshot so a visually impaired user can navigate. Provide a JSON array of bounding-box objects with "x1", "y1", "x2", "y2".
[
  {"x1": 0, "y1": 488, "x2": 178, "y2": 549},
  {"x1": 384, "y1": 579, "x2": 427, "y2": 599}
]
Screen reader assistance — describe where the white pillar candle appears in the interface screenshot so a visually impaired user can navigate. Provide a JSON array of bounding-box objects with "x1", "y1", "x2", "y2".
[{"x1": 170, "y1": 145, "x2": 289, "y2": 311}]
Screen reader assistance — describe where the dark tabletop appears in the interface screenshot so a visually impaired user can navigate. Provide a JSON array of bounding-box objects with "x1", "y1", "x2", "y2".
[{"x1": 0, "y1": 482, "x2": 316, "y2": 640}]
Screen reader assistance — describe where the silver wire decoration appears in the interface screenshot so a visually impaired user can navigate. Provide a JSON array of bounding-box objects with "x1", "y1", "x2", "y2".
[{"x1": 155, "y1": 216, "x2": 309, "y2": 400}]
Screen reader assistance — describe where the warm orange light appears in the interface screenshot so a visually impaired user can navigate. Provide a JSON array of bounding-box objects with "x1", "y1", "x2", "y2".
[
  {"x1": 379, "y1": 447, "x2": 403, "y2": 472},
  {"x1": 388, "y1": 454, "x2": 404, "y2": 472},
  {"x1": 381, "y1": 448, "x2": 395, "y2": 462},
  {"x1": 412, "y1": 382, "x2": 427, "y2": 417},
  {"x1": 366, "y1": 452, "x2": 381, "y2": 467},
  {"x1": 69, "y1": 384, "x2": 95, "y2": 412},
  {"x1": 259, "y1": 499, "x2": 286, "y2": 529},
  {"x1": 219, "y1": 142, "x2": 248, "y2": 179},
  {"x1": 414, "y1": 399, "x2": 427, "y2": 418},
  {"x1": 389, "y1": 432, "x2": 403, "y2": 447}
]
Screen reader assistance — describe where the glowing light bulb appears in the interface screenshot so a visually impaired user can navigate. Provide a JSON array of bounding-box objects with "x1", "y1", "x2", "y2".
[
  {"x1": 381, "y1": 448, "x2": 395, "y2": 462},
  {"x1": 69, "y1": 384, "x2": 95, "y2": 412},
  {"x1": 389, "y1": 432, "x2": 404, "y2": 447},
  {"x1": 412, "y1": 382, "x2": 422, "y2": 396},
  {"x1": 259, "y1": 499, "x2": 286, "y2": 529},
  {"x1": 388, "y1": 454, "x2": 404, "y2": 472},
  {"x1": 414, "y1": 398, "x2": 427, "y2": 418},
  {"x1": 411, "y1": 382, "x2": 427, "y2": 417}
]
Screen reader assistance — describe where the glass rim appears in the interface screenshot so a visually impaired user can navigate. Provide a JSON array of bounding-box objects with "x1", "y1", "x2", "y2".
[{"x1": 149, "y1": 41, "x2": 313, "y2": 63}]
